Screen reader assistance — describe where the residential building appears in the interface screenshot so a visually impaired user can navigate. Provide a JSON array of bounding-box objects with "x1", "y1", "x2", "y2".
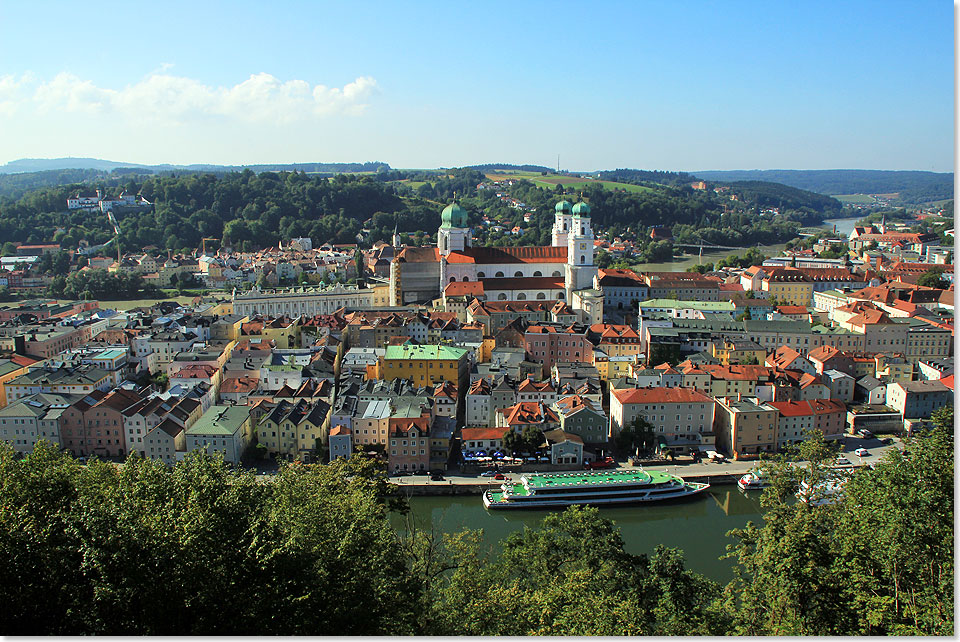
[
  {"x1": 609, "y1": 387, "x2": 716, "y2": 454},
  {"x1": 885, "y1": 381, "x2": 952, "y2": 420},
  {"x1": 769, "y1": 399, "x2": 847, "y2": 449},
  {"x1": 185, "y1": 405, "x2": 253, "y2": 464},
  {"x1": 714, "y1": 396, "x2": 779, "y2": 459}
]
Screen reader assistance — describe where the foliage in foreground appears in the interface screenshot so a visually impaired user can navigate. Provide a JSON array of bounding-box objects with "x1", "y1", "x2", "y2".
[{"x1": 0, "y1": 407, "x2": 953, "y2": 635}]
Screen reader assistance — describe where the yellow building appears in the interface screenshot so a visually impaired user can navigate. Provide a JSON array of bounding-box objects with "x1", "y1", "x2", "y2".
[
  {"x1": 256, "y1": 399, "x2": 331, "y2": 461},
  {"x1": 379, "y1": 344, "x2": 469, "y2": 387},
  {"x1": 761, "y1": 268, "x2": 814, "y2": 306},
  {"x1": 714, "y1": 397, "x2": 779, "y2": 460},
  {"x1": 712, "y1": 339, "x2": 767, "y2": 366},
  {"x1": 244, "y1": 317, "x2": 302, "y2": 349},
  {"x1": 0, "y1": 356, "x2": 38, "y2": 408}
]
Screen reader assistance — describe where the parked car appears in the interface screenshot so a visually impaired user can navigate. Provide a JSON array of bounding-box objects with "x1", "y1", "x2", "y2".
[
  {"x1": 836, "y1": 457, "x2": 852, "y2": 466},
  {"x1": 493, "y1": 473, "x2": 505, "y2": 480},
  {"x1": 854, "y1": 448, "x2": 870, "y2": 457},
  {"x1": 480, "y1": 470, "x2": 497, "y2": 477},
  {"x1": 880, "y1": 437, "x2": 893, "y2": 445},
  {"x1": 856, "y1": 429, "x2": 874, "y2": 439},
  {"x1": 430, "y1": 474, "x2": 445, "y2": 481}
]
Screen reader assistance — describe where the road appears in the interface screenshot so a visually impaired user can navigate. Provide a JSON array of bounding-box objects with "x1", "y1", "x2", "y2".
[{"x1": 391, "y1": 434, "x2": 905, "y2": 487}]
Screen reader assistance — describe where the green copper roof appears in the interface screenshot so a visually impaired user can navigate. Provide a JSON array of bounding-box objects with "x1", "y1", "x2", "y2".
[
  {"x1": 571, "y1": 201, "x2": 591, "y2": 216},
  {"x1": 440, "y1": 202, "x2": 469, "y2": 228},
  {"x1": 384, "y1": 344, "x2": 468, "y2": 361},
  {"x1": 555, "y1": 200, "x2": 572, "y2": 213},
  {"x1": 188, "y1": 405, "x2": 250, "y2": 436}
]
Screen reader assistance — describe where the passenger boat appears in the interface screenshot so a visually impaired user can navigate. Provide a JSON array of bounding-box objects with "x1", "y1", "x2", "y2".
[
  {"x1": 482, "y1": 468, "x2": 710, "y2": 510},
  {"x1": 737, "y1": 471, "x2": 771, "y2": 491},
  {"x1": 797, "y1": 478, "x2": 846, "y2": 506}
]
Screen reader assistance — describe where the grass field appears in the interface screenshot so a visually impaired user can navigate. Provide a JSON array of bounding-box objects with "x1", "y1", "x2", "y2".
[
  {"x1": 833, "y1": 194, "x2": 878, "y2": 204},
  {"x1": 484, "y1": 171, "x2": 654, "y2": 194}
]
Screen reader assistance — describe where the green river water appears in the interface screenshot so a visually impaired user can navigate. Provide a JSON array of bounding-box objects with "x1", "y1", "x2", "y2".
[{"x1": 392, "y1": 488, "x2": 765, "y2": 584}]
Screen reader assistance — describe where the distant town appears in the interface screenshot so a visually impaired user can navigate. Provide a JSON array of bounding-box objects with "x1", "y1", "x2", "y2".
[{"x1": 0, "y1": 188, "x2": 953, "y2": 474}]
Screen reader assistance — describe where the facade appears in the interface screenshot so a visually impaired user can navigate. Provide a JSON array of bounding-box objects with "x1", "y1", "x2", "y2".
[
  {"x1": 714, "y1": 397, "x2": 779, "y2": 459},
  {"x1": 769, "y1": 399, "x2": 846, "y2": 448},
  {"x1": 328, "y1": 425, "x2": 353, "y2": 461},
  {"x1": 185, "y1": 405, "x2": 253, "y2": 464},
  {"x1": 233, "y1": 283, "x2": 381, "y2": 317},
  {"x1": 377, "y1": 344, "x2": 470, "y2": 388},
  {"x1": 884, "y1": 381, "x2": 952, "y2": 419},
  {"x1": 609, "y1": 387, "x2": 716, "y2": 453}
]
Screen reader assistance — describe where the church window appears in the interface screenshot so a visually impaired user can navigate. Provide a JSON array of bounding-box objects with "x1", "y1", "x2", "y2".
[
  {"x1": 558, "y1": 292, "x2": 565, "y2": 299},
  {"x1": 581, "y1": 256, "x2": 585, "y2": 264},
  {"x1": 536, "y1": 292, "x2": 546, "y2": 300},
  {"x1": 462, "y1": 276, "x2": 469, "y2": 281},
  {"x1": 517, "y1": 293, "x2": 527, "y2": 300},
  {"x1": 449, "y1": 277, "x2": 456, "y2": 283},
  {"x1": 477, "y1": 272, "x2": 485, "y2": 278},
  {"x1": 552, "y1": 271, "x2": 561, "y2": 277},
  {"x1": 514, "y1": 271, "x2": 523, "y2": 277},
  {"x1": 497, "y1": 293, "x2": 507, "y2": 300},
  {"x1": 533, "y1": 271, "x2": 542, "y2": 277},
  {"x1": 495, "y1": 271, "x2": 504, "y2": 278}
]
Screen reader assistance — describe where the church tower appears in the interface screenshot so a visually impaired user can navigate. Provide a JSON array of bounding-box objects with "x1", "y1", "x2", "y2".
[
  {"x1": 437, "y1": 201, "x2": 471, "y2": 257},
  {"x1": 564, "y1": 201, "x2": 597, "y2": 300},
  {"x1": 552, "y1": 199, "x2": 573, "y2": 247}
]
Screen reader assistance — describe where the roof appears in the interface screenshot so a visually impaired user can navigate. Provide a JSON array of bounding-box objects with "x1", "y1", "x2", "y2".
[
  {"x1": 500, "y1": 401, "x2": 559, "y2": 425},
  {"x1": 187, "y1": 405, "x2": 250, "y2": 436},
  {"x1": 768, "y1": 399, "x2": 846, "y2": 417},
  {"x1": 446, "y1": 246, "x2": 567, "y2": 264},
  {"x1": 384, "y1": 344, "x2": 468, "y2": 361},
  {"x1": 461, "y1": 426, "x2": 508, "y2": 441},
  {"x1": 444, "y1": 281, "x2": 485, "y2": 297},
  {"x1": 612, "y1": 387, "x2": 712, "y2": 405},
  {"x1": 776, "y1": 305, "x2": 809, "y2": 315}
]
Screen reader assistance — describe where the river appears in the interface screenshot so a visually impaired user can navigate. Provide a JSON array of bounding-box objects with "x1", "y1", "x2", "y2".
[
  {"x1": 820, "y1": 216, "x2": 863, "y2": 238},
  {"x1": 392, "y1": 489, "x2": 764, "y2": 584}
]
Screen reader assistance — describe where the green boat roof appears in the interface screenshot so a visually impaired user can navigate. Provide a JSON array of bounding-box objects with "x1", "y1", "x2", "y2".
[{"x1": 523, "y1": 468, "x2": 676, "y2": 488}]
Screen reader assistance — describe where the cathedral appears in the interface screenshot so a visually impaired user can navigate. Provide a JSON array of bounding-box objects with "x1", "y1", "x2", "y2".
[{"x1": 389, "y1": 199, "x2": 602, "y2": 323}]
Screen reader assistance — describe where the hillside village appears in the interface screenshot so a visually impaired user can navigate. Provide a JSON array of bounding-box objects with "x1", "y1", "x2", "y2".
[{"x1": 0, "y1": 199, "x2": 953, "y2": 474}]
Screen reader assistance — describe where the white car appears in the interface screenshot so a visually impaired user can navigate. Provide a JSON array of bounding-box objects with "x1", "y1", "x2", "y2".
[
  {"x1": 835, "y1": 457, "x2": 852, "y2": 466},
  {"x1": 854, "y1": 448, "x2": 870, "y2": 457}
]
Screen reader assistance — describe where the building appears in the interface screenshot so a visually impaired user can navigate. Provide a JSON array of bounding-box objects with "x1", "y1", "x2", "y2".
[
  {"x1": 461, "y1": 426, "x2": 507, "y2": 454},
  {"x1": 884, "y1": 381, "x2": 952, "y2": 420},
  {"x1": 714, "y1": 397, "x2": 779, "y2": 460},
  {"x1": 376, "y1": 344, "x2": 470, "y2": 389},
  {"x1": 555, "y1": 395, "x2": 608, "y2": 445},
  {"x1": 185, "y1": 405, "x2": 253, "y2": 464},
  {"x1": 769, "y1": 399, "x2": 846, "y2": 449},
  {"x1": 328, "y1": 425, "x2": 353, "y2": 461},
  {"x1": 609, "y1": 387, "x2": 716, "y2": 454},
  {"x1": 232, "y1": 283, "x2": 386, "y2": 317}
]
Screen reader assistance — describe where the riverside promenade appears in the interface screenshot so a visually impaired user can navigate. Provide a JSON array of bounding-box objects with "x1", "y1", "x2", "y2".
[{"x1": 390, "y1": 435, "x2": 903, "y2": 496}]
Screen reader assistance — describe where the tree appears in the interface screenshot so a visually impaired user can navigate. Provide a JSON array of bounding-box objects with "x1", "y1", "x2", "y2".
[
  {"x1": 1, "y1": 242, "x2": 16, "y2": 257},
  {"x1": 615, "y1": 416, "x2": 658, "y2": 456},
  {"x1": 917, "y1": 268, "x2": 947, "y2": 289},
  {"x1": 724, "y1": 411, "x2": 954, "y2": 635}
]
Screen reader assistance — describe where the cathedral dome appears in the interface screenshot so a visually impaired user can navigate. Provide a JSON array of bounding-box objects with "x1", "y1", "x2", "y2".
[
  {"x1": 555, "y1": 200, "x2": 572, "y2": 213},
  {"x1": 571, "y1": 201, "x2": 591, "y2": 217},
  {"x1": 440, "y1": 202, "x2": 469, "y2": 228}
]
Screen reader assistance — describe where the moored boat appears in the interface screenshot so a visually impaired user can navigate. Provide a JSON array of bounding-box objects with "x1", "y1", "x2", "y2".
[
  {"x1": 737, "y1": 471, "x2": 771, "y2": 491},
  {"x1": 482, "y1": 468, "x2": 710, "y2": 510}
]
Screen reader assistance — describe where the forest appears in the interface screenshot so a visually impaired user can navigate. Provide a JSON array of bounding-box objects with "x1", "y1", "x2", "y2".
[
  {"x1": 0, "y1": 407, "x2": 952, "y2": 636},
  {"x1": 0, "y1": 165, "x2": 856, "y2": 256},
  {"x1": 694, "y1": 169, "x2": 954, "y2": 204}
]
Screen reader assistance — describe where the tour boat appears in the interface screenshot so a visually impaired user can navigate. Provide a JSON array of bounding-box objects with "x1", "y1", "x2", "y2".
[
  {"x1": 482, "y1": 468, "x2": 710, "y2": 510},
  {"x1": 797, "y1": 478, "x2": 846, "y2": 506},
  {"x1": 737, "y1": 471, "x2": 771, "y2": 491}
]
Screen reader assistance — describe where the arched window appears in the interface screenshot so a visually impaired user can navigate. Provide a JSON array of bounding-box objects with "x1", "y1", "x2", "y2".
[
  {"x1": 552, "y1": 271, "x2": 561, "y2": 277},
  {"x1": 477, "y1": 271, "x2": 485, "y2": 278},
  {"x1": 514, "y1": 271, "x2": 523, "y2": 277},
  {"x1": 558, "y1": 292, "x2": 565, "y2": 299},
  {"x1": 563, "y1": 224, "x2": 567, "y2": 231},
  {"x1": 462, "y1": 276, "x2": 469, "y2": 281},
  {"x1": 497, "y1": 293, "x2": 507, "y2": 300},
  {"x1": 449, "y1": 277, "x2": 456, "y2": 283},
  {"x1": 533, "y1": 271, "x2": 542, "y2": 277},
  {"x1": 536, "y1": 292, "x2": 546, "y2": 300},
  {"x1": 495, "y1": 271, "x2": 504, "y2": 278},
  {"x1": 517, "y1": 293, "x2": 527, "y2": 300},
  {"x1": 580, "y1": 256, "x2": 585, "y2": 264}
]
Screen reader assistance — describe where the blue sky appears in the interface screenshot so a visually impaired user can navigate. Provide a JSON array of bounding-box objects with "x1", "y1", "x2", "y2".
[{"x1": 0, "y1": 1, "x2": 952, "y2": 171}]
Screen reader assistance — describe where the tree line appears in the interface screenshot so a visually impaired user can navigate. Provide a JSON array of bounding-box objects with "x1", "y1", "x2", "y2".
[{"x1": 0, "y1": 406, "x2": 951, "y2": 636}]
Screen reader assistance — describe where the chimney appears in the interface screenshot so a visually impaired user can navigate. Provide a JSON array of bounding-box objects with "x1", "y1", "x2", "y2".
[{"x1": 737, "y1": 392, "x2": 742, "y2": 402}]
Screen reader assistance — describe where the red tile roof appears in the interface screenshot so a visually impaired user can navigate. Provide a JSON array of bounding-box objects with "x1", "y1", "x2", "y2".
[
  {"x1": 444, "y1": 281, "x2": 485, "y2": 297},
  {"x1": 446, "y1": 246, "x2": 567, "y2": 264},
  {"x1": 769, "y1": 399, "x2": 846, "y2": 417},
  {"x1": 612, "y1": 387, "x2": 712, "y2": 405},
  {"x1": 461, "y1": 427, "x2": 508, "y2": 441}
]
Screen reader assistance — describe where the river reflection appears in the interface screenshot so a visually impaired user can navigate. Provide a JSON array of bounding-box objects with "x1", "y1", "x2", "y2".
[{"x1": 392, "y1": 488, "x2": 764, "y2": 583}]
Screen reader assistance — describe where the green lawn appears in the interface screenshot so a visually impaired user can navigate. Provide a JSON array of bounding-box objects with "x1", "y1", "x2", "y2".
[
  {"x1": 833, "y1": 194, "x2": 878, "y2": 204},
  {"x1": 484, "y1": 172, "x2": 653, "y2": 194}
]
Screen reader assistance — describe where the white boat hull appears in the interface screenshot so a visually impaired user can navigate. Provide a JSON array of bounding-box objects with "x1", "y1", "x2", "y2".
[{"x1": 483, "y1": 482, "x2": 710, "y2": 510}]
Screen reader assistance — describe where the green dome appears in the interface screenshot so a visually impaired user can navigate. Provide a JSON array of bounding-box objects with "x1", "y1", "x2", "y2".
[
  {"x1": 440, "y1": 202, "x2": 469, "y2": 228},
  {"x1": 572, "y1": 201, "x2": 591, "y2": 216},
  {"x1": 555, "y1": 200, "x2": 572, "y2": 213}
]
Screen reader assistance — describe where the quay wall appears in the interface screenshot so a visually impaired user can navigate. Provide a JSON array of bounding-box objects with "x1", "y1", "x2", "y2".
[{"x1": 390, "y1": 472, "x2": 741, "y2": 496}]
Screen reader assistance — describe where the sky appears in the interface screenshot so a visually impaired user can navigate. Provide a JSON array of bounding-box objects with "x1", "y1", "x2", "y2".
[{"x1": 0, "y1": 1, "x2": 953, "y2": 172}]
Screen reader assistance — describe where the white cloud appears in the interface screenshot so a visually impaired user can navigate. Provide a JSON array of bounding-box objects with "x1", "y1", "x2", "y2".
[{"x1": 13, "y1": 71, "x2": 378, "y2": 124}]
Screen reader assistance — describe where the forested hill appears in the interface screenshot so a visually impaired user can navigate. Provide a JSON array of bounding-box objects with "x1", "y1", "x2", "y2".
[
  {"x1": 465, "y1": 163, "x2": 553, "y2": 173},
  {"x1": 721, "y1": 181, "x2": 843, "y2": 216},
  {"x1": 692, "y1": 169, "x2": 954, "y2": 203},
  {"x1": 0, "y1": 158, "x2": 391, "y2": 176}
]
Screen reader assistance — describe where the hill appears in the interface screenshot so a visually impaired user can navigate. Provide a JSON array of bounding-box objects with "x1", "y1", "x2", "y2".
[
  {"x1": 0, "y1": 158, "x2": 391, "y2": 176},
  {"x1": 692, "y1": 169, "x2": 953, "y2": 204}
]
